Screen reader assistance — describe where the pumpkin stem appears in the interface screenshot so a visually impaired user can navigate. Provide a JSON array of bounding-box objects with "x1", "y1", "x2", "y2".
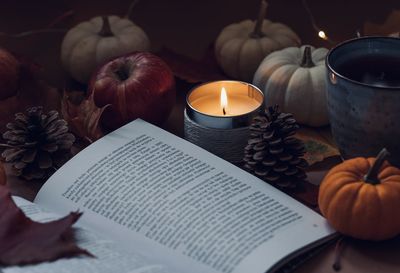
[
  {"x1": 300, "y1": 46, "x2": 315, "y2": 68},
  {"x1": 364, "y1": 148, "x2": 390, "y2": 185},
  {"x1": 251, "y1": 0, "x2": 268, "y2": 38},
  {"x1": 98, "y1": 16, "x2": 113, "y2": 37}
]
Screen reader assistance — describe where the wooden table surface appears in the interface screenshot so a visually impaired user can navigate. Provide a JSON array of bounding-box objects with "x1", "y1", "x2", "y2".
[{"x1": 2, "y1": 1, "x2": 400, "y2": 272}]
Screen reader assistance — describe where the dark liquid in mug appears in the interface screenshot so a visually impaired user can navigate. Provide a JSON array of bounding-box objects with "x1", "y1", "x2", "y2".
[{"x1": 336, "y1": 55, "x2": 400, "y2": 87}]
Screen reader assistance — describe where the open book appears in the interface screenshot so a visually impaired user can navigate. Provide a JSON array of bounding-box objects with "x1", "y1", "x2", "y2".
[{"x1": 3, "y1": 119, "x2": 336, "y2": 273}]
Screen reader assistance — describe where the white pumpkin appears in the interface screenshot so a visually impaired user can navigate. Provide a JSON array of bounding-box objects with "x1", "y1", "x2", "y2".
[
  {"x1": 215, "y1": 0, "x2": 300, "y2": 82},
  {"x1": 61, "y1": 15, "x2": 150, "y2": 83},
  {"x1": 253, "y1": 45, "x2": 329, "y2": 127}
]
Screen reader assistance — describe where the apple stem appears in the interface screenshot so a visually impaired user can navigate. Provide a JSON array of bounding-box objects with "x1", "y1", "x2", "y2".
[
  {"x1": 251, "y1": 0, "x2": 268, "y2": 38},
  {"x1": 114, "y1": 62, "x2": 131, "y2": 81},
  {"x1": 98, "y1": 16, "x2": 113, "y2": 37},
  {"x1": 364, "y1": 148, "x2": 390, "y2": 185}
]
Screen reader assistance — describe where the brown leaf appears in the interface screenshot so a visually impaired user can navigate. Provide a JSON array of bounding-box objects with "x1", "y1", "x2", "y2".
[
  {"x1": 0, "y1": 185, "x2": 92, "y2": 265},
  {"x1": 156, "y1": 46, "x2": 228, "y2": 83},
  {"x1": 296, "y1": 127, "x2": 340, "y2": 166},
  {"x1": 364, "y1": 9, "x2": 400, "y2": 36},
  {"x1": 0, "y1": 51, "x2": 61, "y2": 134},
  {"x1": 62, "y1": 91, "x2": 107, "y2": 143}
]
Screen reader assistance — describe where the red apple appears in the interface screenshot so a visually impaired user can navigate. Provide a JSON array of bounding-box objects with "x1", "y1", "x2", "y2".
[
  {"x1": 89, "y1": 52, "x2": 175, "y2": 131},
  {"x1": 0, "y1": 48, "x2": 19, "y2": 100}
]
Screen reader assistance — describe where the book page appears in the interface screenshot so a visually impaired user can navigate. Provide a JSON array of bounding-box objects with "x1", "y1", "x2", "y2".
[
  {"x1": 35, "y1": 119, "x2": 335, "y2": 273},
  {"x1": 2, "y1": 197, "x2": 178, "y2": 273}
]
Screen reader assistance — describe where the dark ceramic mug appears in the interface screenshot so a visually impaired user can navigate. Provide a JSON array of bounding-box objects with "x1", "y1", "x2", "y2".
[{"x1": 326, "y1": 37, "x2": 400, "y2": 166}]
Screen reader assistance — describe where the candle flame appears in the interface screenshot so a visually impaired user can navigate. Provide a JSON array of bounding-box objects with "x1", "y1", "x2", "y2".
[{"x1": 220, "y1": 87, "x2": 228, "y2": 115}]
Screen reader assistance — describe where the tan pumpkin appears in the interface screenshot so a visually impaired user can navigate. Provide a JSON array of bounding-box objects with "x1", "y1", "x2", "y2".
[
  {"x1": 215, "y1": 0, "x2": 300, "y2": 82},
  {"x1": 319, "y1": 149, "x2": 400, "y2": 241},
  {"x1": 253, "y1": 45, "x2": 329, "y2": 127},
  {"x1": 61, "y1": 15, "x2": 150, "y2": 83}
]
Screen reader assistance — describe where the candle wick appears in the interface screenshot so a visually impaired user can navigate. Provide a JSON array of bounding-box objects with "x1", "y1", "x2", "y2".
[{"x1": 223, "y1": 107, "x2": 226, "y2": 115}]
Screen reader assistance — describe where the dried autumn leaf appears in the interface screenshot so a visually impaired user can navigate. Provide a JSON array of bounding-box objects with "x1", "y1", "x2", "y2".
[
  {"x1": 0, "y1": 185, "x2": 92, "y2": 265},
  {"x1": 364, "y1": 9, "x2": 400, "y2": 36},
  {"x1": 157, "y1": 46, "x2": 228, "y2": 83},
  {"x1": 62, "y1": 91, "x2": 108, "y2": 143},
  {"x1": 296, "y1": 127, "x2": 340, "y2": 166}
]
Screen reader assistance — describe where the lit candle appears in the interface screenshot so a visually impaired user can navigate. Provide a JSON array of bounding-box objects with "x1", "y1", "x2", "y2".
[
  {"x1": 184, "y1": 80, "x2": 264, "y2": 163},
  {"x1": 186, "y1": 80, "x2": 264, "y2": 129}
]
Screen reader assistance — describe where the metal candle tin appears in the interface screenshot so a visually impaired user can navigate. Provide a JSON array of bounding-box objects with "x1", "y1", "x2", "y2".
[{"x1": 184, "y1": 81, "x2": 264, "y2": 164}]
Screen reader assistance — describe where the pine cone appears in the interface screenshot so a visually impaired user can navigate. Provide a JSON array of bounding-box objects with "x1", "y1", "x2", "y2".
[
  {"x1": 244, "y1": 105, "x2": 308, "y2": 189},
  {"x1": 1, "y1": 107, "x2": 75, "y2": 180}
]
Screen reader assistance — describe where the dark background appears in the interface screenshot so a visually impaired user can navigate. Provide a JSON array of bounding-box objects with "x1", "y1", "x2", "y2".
[{"x1": 0, "y1": 0, "x2": 399, "y2": 87}]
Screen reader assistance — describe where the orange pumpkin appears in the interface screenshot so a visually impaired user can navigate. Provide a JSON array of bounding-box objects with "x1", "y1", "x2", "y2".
[
  {"x1": 0, "y1": 163, "x2": 6, "y2": 186},
  {"x1": 319, "y1": 149, "x2": 400, "y2": 241}
]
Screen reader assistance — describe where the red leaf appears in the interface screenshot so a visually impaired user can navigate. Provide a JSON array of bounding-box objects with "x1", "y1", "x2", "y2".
[
  {"x1": 62, "y1": 91, "x2": 107, "y2": 143},
  {"x1": 0, "y1": 185, "x2": 92, "y2": 265},
  {"x1": 156, "y1": 47, "x2": 228, "y2": 84}
]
